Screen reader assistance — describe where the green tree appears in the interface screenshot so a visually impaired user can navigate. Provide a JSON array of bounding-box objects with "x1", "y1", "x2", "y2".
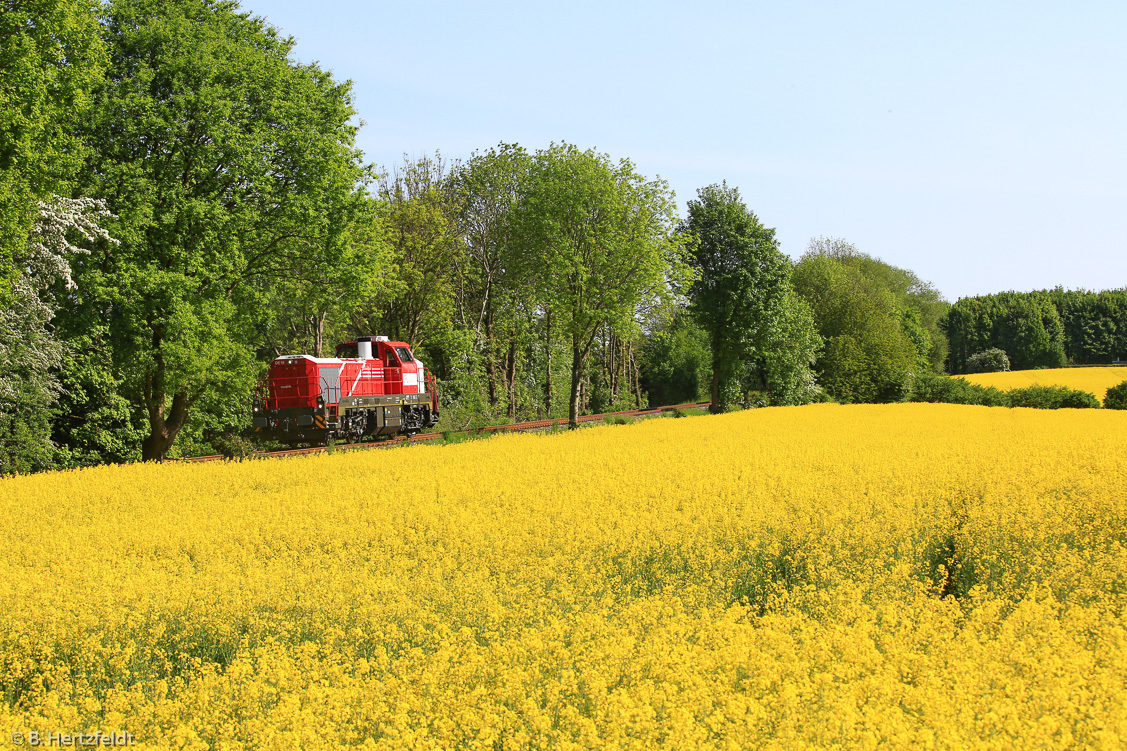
[
  {"x1": 254, "y1": 198, "x2": 393, "y2": 359},
  {"x1": 1045, "y1": 287, "x2": 1127, "y2": 365},
  {"x1": 0, "y1": 0, "x2": 106, "y2": 298},
  {"x1": 639, "y1": 311, "x2": 712, "y2": 406},
  {"x1": 746, "y1": 286, "x2": 823, "y2": 406},
  {"x1": 681, "y1": 183, "x2": 807, "y2": 412},
  {"x1": 352, "y1": 154, "x2": 458, "y2": 352},
  {"x1": 68, "y1": 0, "x2": 369, "y2": 461},
  {"x1": 943, "y1": 292, "x2": 1066, "y2": 373},
  {"x1": 515, "y1": 143, "x2": 683, "y2": 428},
  {"x1": 805, "y1": 236, "x2": 948, "y2": 371},
  {"x1": 792, "y1": 250, "x2": 920, "y2": 403},
  {"x1": 449, "y1": 143, "x2": 533, "y2": 413}
]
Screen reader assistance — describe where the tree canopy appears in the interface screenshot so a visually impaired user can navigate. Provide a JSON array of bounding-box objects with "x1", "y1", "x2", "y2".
[
  {"x1": 793, "y1": 241, "x2": 932, "y2": 403},
  {"x1": 515, "y1": 143, "x2": 683, "y2": 427},
  {"x1": 681, "y1": 183, "x2": 815, "y2": 411},
  {"x1": 0, "y1": 0, "x2": 106, "y2": 298},
  {"x1": 64, "y1": 0, "x2": 370, "y2": 461}
]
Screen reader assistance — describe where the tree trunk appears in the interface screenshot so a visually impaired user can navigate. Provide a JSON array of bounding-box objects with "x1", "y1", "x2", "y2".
[
  {"x1": 142, "y1": 390, "x2": 192, "y2": 462},
  {"x1": 709, "y1": 349, "x2": 725, "y2": 414},
  {"x1": 484, "y1": 309, "x2": 499, "y2": 409},
  {"x1": 630, "y1": 346, "x2": 642, "y2": 407},
  {"x1": 141, "y1": 334, "x2": 198, "y2": 461},
  {"x1": 569, "y1": 336, "x2": 583, "y2": 429},
  {"x1": 544, "y1": 310, "x2": 552, "y2": 416},
  {"x1": 608, "y1": 330, "x2": 617, "y2": 400},
  {"x1": 313, "y1": 311, "x2": 326, "y2": 358},
  {"x1": 506, "y1": 338, "x2": 517, "y2": 420}
]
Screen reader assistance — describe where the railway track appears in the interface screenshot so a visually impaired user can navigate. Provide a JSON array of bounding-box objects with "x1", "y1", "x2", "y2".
[{"x1": 183, "y1": 401, "x2": 712, "y2": 463}]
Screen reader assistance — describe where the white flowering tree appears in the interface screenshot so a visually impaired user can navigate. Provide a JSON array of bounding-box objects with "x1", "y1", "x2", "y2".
[{"x1": 0, "y1": 196, "x2": 116, "y2": 474}]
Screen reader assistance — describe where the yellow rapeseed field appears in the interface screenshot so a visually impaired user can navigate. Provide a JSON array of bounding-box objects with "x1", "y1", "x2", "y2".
[
  {"x1": 960, "y1": 366, "x2": 1127, "y2": 402},
  {"x1": 2, "y1": 404, "x2": 1126, "y2": 749}
]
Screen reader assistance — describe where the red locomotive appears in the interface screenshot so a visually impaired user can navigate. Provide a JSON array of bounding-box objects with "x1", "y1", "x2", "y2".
[{"x1": 252, "y1": 336, "x2": 438, "y2": 444}]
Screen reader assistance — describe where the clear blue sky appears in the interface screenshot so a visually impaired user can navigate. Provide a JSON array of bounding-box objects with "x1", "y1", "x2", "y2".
[{"x1": 244, "y1": 0, "x2": 1125, "y2": 302}]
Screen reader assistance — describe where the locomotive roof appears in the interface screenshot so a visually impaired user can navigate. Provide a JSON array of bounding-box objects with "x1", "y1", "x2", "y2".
[
  {"x1": 273, "y1": 355, "x2": 348, "y2": 364},
  {"x1": 335, "y1": 338, "x2": 410, "y2": 347}
]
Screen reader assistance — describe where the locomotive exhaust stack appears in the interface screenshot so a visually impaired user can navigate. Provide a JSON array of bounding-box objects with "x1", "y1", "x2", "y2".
[
  {"x1": 357, "y1": 337, "x2": 373, "y2": 360},
  {"x1": 252, "y1": 336, "x2": 439, "y2": 445}
]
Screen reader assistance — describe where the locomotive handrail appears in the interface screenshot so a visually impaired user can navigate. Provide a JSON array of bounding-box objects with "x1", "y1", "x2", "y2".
[
  {"x1": 343, "y1": 366, "x2": 389, "y2": 398},
  {"x1": 426, "y1": 371, "x2": 439, "y2": 414}
]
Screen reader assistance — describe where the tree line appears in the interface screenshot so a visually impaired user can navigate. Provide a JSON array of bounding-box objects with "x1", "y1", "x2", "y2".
[
  {"x1": 944, "y1": 289, "x2": 1127, "y2": 374},
  {"x1": 3, "y1": 0, "x2": 1125, "y2": 475}
]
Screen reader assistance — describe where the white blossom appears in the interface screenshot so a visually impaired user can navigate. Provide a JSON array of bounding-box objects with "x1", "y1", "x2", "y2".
[
  {"x1": 21, "y1": 196, "x2": 118, "y2": 291},
  {"x1": 1, "y1": 196, "x2": 118, "y2": 405}
]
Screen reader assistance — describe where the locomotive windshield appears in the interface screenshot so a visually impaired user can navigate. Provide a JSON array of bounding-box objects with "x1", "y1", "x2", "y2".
[{"x1": 395, "y1": 347, "x2": 414, "y2": 363}]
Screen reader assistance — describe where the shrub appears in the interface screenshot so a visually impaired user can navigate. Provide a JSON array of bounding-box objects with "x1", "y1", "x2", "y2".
[
  {"x1": 1102, "y1": 380, "x2": 1127, "y2": 410},
  {"x1": 909, "y1": 373, "x2": 1009, "y2": 407},
  {"x1": 1007, "y1": 385, "x2": 1100, "y2": 410},
  {"x1": 965, "y1": 348, "x2": 1010, "y2": 374},
  {"x1": 741, "y1": 390, "x2": 769, "y2": 409}
]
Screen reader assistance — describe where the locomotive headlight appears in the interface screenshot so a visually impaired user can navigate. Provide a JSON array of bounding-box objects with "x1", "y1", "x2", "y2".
[{"x1": 317, "y1": 395, "x2": 325, "y2": 408}]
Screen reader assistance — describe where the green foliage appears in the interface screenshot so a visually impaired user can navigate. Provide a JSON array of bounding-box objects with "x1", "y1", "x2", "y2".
[
  {"x1": 746, "y1": 287, "x2": 823, "y2": 406},
  {"x1": 51, "y1": 328, "x2": 145, "y2": 468},
  {"x1": 909, "y1": 373, "x2": 1009, "y2": 407},
  {"x1": 909, "y1": 374, "x2": 1099, "y2": 409},
  {"x1": 1103, "y1": 380, "x2": 1127, "y2": 410},
  {"x1": 449, "y1": 144, "x2": 534, "y2": 411},
  {"x1": 254, "y1": 197, "x2": 393, "y2": 360},
  {"x1": 67, "y1": 0, "x2": 369, "y2": 461},
  {"x1": 943, "y1": 292, "x2": 1067, "y2": 373},
  {"x1": 0, "y1": 379, "x2": 56, "y2": 474},
  {"x1": 1006, "y1": 385, "x2": 1100, "y2": 410},
  {"x1": 946, "y1": 288, "x2": 1127, "y2": 374},
  {"x1": 515, "y1": 143, "x2": 683, "y2": 427},
  {"x1": 354, "y1": 154, "x2": 458, "y2": 350},
  {"x1": 1046, "y1": 287, "x2": 1127, "y2": 365},
  {"x1": 900, "y1": 307, "x2": 932, "y2": 370},
  {"x1": 2, "y1": 198, "x2": 119, "y2": 475},
  {"x1": 805, "y1": 238, "x2": 950, "y2": 372},
  {"x1": 0, "y1": 0, "x2": 107, "y2": 298},
  {"x1": 639, "y1": 312, "x2": 711, "y2": 406},
  {"x1": 792, "y1": 244, "x2": 922, "y2": 403},
  {"x1": 1, "y1": 253, "x2": 65, "y2": 475},
  {"x1": 681, "y1": 183, "x2": 810, "y2": 412},
  {"x1": 965, "y1": 348, "x2": 1010, "y2": 374}
]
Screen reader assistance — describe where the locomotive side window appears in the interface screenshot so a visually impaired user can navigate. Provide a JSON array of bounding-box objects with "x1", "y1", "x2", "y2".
[
  {"x1": 395, "y1": 347, "x2": 414, "y2": 363},
  {"x1": 386, "y1": 350, "x2": 399, "y2": 367}
]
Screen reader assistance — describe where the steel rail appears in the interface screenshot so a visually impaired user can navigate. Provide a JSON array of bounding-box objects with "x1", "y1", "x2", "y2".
[{"x1": 182, "y1": 401, "x2": 712, "y2": 463}]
